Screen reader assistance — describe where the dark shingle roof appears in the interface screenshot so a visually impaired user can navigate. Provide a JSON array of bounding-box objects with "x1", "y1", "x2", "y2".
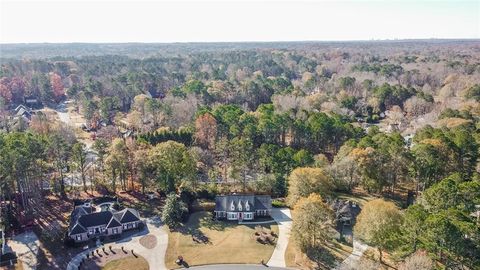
[
  {"x1": 254, "y1": 195, "x2": 272, "y2": 210},
  {"x1": 215, "y1": 196, "x2": 227, "y2": 212},
  {"x1": 215, "y1": 194, "x2": 271, "y2": 212},
  {"x1": 78, "y1": 211, "x2": 113, "y2": 228},
  {"x1": 69, "y1": 197, "x2": 141, "y2": 237},
  {"x1": 70, "y1": 206, "x2": 92, "y2": 223},
  {"x1": 117, "y1": 208, "x2": 140, "y2": 223},
  {"x1": 70, "y1": 223, "x2": 87, "y2": 234},
  {"x1": 106, "y1": 217, "x2": 122, "y2": 228}
]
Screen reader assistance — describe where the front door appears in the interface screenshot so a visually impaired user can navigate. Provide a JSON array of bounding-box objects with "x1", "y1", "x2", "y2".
[{"x1": 238, "y1": 212, "x2": 243, "y2": 220}]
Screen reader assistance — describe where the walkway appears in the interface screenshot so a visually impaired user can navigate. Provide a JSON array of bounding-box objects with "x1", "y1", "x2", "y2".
[
  {"x1": 267, "y1": 208, "x2": 292, "y2": 268},
  {"x1": 6, "y1": 231, "x2": 40, "y2": 270},
  {"x1": 238, "y1": 220, "x2": 276, "y2": 225},
  {"x1": 334, "y1": 238, "x2": 369, "y2": 270},
  {"x1": 66, "y1": 216, "x2": 168, "y2": 270}
]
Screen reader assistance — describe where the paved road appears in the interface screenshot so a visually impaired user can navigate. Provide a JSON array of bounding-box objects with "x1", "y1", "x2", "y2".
[
  {"x1": 67, "y1": 216, "x2": 168, "y2": 270},
  {"x1": 188, "y1": 264, "x2": 290, "y2": 270},
  {"x1": 267, "y1": 208, "x2": 292, "y2": 268}
]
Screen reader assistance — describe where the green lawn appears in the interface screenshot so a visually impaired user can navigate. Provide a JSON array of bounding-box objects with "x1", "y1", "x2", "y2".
[
  {"x1": 102, "y1": 256, "x2": 149, "y2": 270},
  {"x1": 335, "y1": 190, "x2": 377, "y2": 207},
  {"x1": 165, "y1": 211, "x2": 278, "y2": 268}
]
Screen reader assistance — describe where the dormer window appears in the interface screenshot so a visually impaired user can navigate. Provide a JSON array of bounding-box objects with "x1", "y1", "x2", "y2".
[
  {"x1": 245, "y1": 200, "x2": 250, "y2": 211},
  {"x1": 230, "y1": 200, "x2": 235, "y2": 211},
  {"x1": 238, "y1": 200, "x2": 242, "y2": 211}
]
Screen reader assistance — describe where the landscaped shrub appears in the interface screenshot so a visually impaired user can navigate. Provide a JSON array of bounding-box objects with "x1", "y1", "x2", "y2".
[
  {"x1": 112, "y1": 202, "x2": 121, "y2": 211},
  {"x1": 64, "y1": 236, "x2": 75, "y2": 247},
  {"x1": 162, "y1": 193, "x2": 189, "y2": 228},
  {"x1": 179, "y1": 189, "x2": 196, "y2": 206},
  {"x1": 254, "y1": 226, "x2": 276, "y2": 245},
  {"x1": 196, "y1": 188, "x2": 215, "y2": 200},
  {"x1": 272, "y1": 199, "x2": 287, "y2": 208}
]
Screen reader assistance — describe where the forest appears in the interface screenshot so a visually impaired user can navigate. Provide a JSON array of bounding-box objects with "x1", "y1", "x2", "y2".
[{"x1": 1, "y1": 40, "x2": 479, "y2": 269}]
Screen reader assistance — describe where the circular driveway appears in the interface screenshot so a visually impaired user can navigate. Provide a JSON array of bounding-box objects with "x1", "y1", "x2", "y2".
[{"x1": 188, "y1": 264, "x2": 291, "y2": 270}]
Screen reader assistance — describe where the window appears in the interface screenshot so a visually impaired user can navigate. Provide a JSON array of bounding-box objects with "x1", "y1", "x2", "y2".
[
  {"x1": 76, "y1": 235, "x2": 82, "y2": 241},
  {"x1": 132, "y1": 223, "x2": 136, "y2": 228},
  {"x1": 230, "y1": 201, "x2": 235, "y2": 211},
  {"x1": 245, "y1": 201, "x2": 250, "y2": 211},
  {"x1": 113, "y1": 228, "x2": 118, "y2": 234},
  {"x1": 238, "y1": 200, "x2": 242, "y2": 211}
]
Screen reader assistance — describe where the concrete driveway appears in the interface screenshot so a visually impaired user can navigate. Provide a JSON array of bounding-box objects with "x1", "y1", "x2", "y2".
[
  {"x1": 188, "y1": 264, "x2": 290, "y2": 270},
  {"x1": 267, "y1": 208, "x2": 292, "y2": 268},
  {"x1": 334, "y1": 238, "x2": 369, "y2": 270}
]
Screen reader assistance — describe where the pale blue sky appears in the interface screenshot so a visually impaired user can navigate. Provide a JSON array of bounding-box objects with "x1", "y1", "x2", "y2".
[{"x1": 0, "y1": 0, "x2": 479, "y2": 43}]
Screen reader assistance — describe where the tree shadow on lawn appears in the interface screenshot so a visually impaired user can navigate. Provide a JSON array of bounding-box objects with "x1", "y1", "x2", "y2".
[
  {"x1": 198, "y1": 213, "x2": 230, "y2": 231},
  {"x1": 306, "y1": 245, "x2": 337, "y2": 270},
  {"x1": 173, "y1": 212, "x2": 235, "y2": 245},
  {"x1": 120, "y1": 191, "x2": 164, "y2": 218}
]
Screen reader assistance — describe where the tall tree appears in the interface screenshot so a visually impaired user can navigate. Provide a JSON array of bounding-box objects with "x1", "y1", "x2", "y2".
[
  {"x1": 195, "y1": 112, "x2": 217, "y2": 149},
  {"x1": 161, "y1": 193, "x2": 188, "y2": 228},
  {"x1": 286, "y1": 167, "x2": 333, "y2": 207},
  {"x1": 50, "y1": 73, "x2": 65, "y2": 102},
  {"x1": 292, "y1": 194, "x2": 334, "y2": 251},
  {"x1": 148, "y1": 141, "x2": 196, "y2": 192},
  {"x1": 105, "y1": 138, "x2": 129, "y2": 193},
  {"x1": 354, "y1": 199, "x2": 403, "y2": 262},
  {"x1": 72, "y1": 142, "x2": 88, "y2": 192}
]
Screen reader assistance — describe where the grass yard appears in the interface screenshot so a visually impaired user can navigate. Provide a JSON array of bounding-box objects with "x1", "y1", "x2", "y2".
[
  {"x1": 165, "y1": 211, "x2": 278, "y2": 269},
  {"x1": 285, "y1": 232, "x2": 353, "y2": 269},
  {"x1": 101, "y1": 256, "x2": 149, "y2": 270},
  {"x1": 335, "y1": 188, "x2": 378, "y2": 207},
  {"x1": 363, "y1": 247, "x2": 398, "y2": 269},
  {"x1": 285, "y1": 210, "x2": 353, "y2": 269}
]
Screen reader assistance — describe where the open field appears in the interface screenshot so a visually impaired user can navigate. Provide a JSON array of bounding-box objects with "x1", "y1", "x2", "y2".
[
  {"x1": 165, "y1": 211, "x2": 278, "y2": 269},
  {"x1": 102, "y1": 256, "x2": 149, "y2": 270}
]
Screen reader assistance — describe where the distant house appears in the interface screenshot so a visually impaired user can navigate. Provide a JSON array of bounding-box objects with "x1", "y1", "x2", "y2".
[
  {"x1": 68, "y1": 197, "x2": 142, "y2": 243},
  {"x1": 14, "y1": 105, "x2": 32, "y2": 120},
  {"x1": 24, "y1": 96, "x2": 40, "y2": 109},
  {"x1": 331, "y1": 200, "x2": 361, "y2": 226},
  {"x1": 214, "y1": 194, "x2": 272, "y2": 221}
]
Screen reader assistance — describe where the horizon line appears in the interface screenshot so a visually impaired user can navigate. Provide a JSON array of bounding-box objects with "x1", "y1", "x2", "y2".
[{"x1": 2, "y1": 38, "x2": 480, "y2": 45}]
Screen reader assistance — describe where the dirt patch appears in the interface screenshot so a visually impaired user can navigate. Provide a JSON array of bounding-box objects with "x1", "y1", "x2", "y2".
[{"x1": 139, "y1": 234, "x2": 157, "y2": 249}]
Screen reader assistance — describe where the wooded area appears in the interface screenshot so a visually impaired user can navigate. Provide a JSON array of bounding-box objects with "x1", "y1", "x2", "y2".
[{"x1": 1, "y1": 41, "x2": 479, "y2": 269}]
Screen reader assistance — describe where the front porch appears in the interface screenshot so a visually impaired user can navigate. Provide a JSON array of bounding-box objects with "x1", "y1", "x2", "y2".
[{"x1": 214, "y1": 211, "x2": 255, "y2": 221}]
